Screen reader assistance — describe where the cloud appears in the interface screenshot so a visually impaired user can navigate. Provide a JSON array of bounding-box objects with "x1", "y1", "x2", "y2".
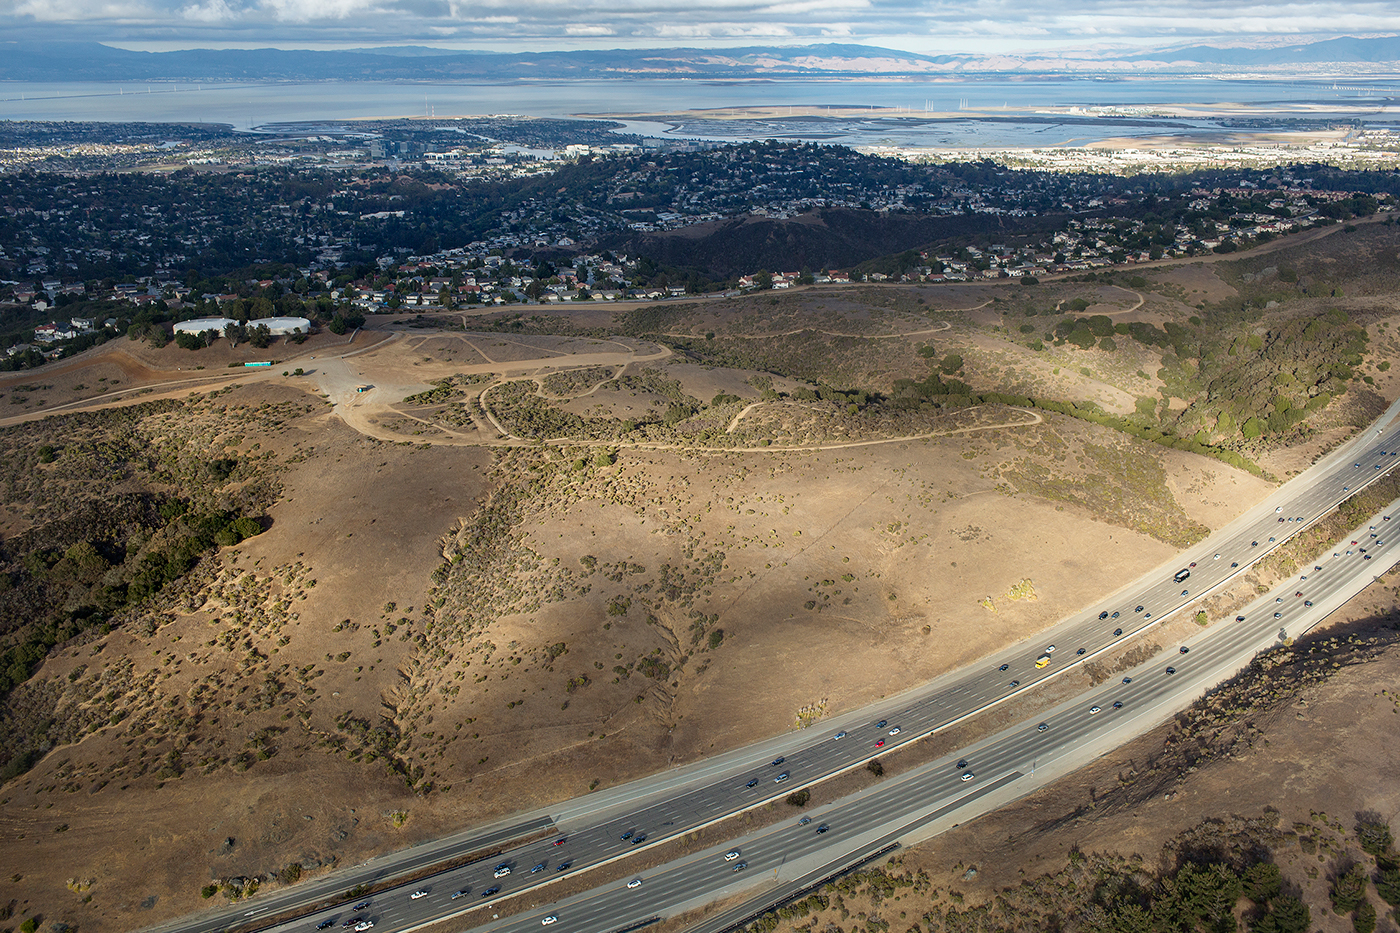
[
  {"x1": 259, "y1": 0, "x2": 380, "y2": 21},
  {"x1": 180, "y1": 0, "x2": 236, "y2": 22},
  {"x1": 2, "y1": 0, "x2": 1399, "y2": 53}
]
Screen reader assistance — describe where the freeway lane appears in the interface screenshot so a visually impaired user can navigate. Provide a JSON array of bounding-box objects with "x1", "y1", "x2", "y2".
[
  {"x1": 451, "y1": 498, "x2": 1400, "y2": 933},
  {"x1": 151, "y1": 400, "x2": 1400, "y2": 933}
]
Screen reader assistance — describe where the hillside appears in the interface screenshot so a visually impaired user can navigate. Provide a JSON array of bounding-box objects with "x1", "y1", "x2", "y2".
[{"x1": 1, "y1": 227, "x2": 1399, "y2": 933}]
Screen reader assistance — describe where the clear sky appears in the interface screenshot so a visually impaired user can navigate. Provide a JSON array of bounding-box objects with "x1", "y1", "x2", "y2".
[{"x1": 1, "y1": 0, "x2": 1396, "y2": 55}]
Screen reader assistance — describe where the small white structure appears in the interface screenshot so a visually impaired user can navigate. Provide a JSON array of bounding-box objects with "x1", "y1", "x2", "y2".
[
  {"x1": 173, "y1": 316, "x2": 312, "y2": 338},
  {"x1": 174, "y1": 317, "x2": 237, "y2": 337},
  {"x1": 259, "y1": 316, "x2": 312, "y2": 335}
]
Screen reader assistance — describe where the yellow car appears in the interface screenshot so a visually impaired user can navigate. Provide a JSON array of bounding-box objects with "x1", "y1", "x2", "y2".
[{"x1": 1035, "y1": 655, "x2": 1051, "y2": 669}]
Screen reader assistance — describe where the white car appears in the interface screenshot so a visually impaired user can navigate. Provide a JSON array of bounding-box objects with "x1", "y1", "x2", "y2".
[
  {"x1": 494, "y1": 866, "x2": 512, "y2": 878},
  {"x1": 1044, "y1": 644, "x2": 1056, "y2": 653},
  {"x1": 1089, "y1": 706, "x2": 1102, "y2": 715},
  {"x1": 410, "y1": 891, "x2": 428, "y2": 900},
  {"x1": 725, "y1": 849, "x2": 741, "y2": 861},
  {"x1": 627, "y1": 879, "x2": 643, "y2": 889},
  {"x1": 960, "y1": 772, "x2": 974, "y2": 782},
  {"x1": 542, "y1": 917, "x2": 557, "y2": 927},
  {"x1": 888, "y1": 727, "x2": 901, "y2": 736},
  {"x1": 354, "y1": 923, "x2": 374, "y2": 932}
]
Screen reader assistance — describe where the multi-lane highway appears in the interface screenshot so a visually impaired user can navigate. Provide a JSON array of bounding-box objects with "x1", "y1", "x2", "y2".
[
  {"x1": 151, "y1": 401, "x2": 1400, "y2": 933},
  {"x1": 458, "y1": 496, "x2": 1400, "y2": 933}
]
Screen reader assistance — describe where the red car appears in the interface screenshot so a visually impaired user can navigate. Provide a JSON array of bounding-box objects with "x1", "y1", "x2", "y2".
[
  {"x1": 552, "y1": 838, "x2": 566, "y2": 847},
  {"x1": 875, "y1": 739, "x2": 885, "y2": 748}
]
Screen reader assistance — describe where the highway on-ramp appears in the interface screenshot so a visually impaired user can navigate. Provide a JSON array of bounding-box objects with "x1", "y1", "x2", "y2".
[{"x1": 148, "y1": 399, "x2": 1400, "y2": 933}]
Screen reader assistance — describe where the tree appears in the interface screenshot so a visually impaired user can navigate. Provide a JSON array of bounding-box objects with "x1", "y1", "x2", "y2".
[
  {"x1": 754, "y1": 270, "x2": 773, "y2": 290},
  {"x1": 1332, "y1": 864, "x2": 1368, "y2": 914},
  {"x1": 1354, "y1": 900, "x2": 1376, "y2": 933},
  {"x1": 249, "y1": 324, "x2": 272, "y2": 349},
  {"x1": 1243, "y1": 862, "x2": 1282, "y2": 903},
  {"x1": 1378, "y1": 867, "x2": 1400, "y2": 907},
  {"x1": 1355, "y1": 812, "x2": 1394, "y2": 857},
  {"x1": 1252, "y1": 896, "x2": 1309, "y2": 933}
]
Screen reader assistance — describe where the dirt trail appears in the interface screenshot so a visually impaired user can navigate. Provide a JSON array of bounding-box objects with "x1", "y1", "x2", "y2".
[{"x1": 663, "y1": 321, "x2": 953, "y2": 340}]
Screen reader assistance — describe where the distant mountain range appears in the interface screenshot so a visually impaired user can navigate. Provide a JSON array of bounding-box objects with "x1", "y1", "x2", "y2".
[{"x1": 1, "y1": 36, "x2": 1398, "y2": 83}]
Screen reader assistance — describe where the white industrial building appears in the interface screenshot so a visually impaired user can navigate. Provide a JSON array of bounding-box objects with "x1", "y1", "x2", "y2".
[{"x1": 173, "y1": 316, "x2": 311, "y2": 337}]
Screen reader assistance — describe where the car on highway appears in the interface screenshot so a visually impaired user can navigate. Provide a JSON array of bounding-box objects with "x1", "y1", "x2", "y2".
[
  {"x1": 1089, "y1": 706, "x2": 1101, "y2": 715},
  {"x1": 1296, "y1": 591, "x2": 1303, "y2": 597},
  {"x1": 799, "y1": 816, "x2": 811, "y2": 825},
  {"x1": 542, "y1": 917, "x2": 557, "y2": 926},
  {"x1": 888, "y1": 727, "x2": 901, "y2": 735},
  {"x1": 621, "y1": 830, "x2": 634, "y2": 840},
  {"x1": 531, "y1": 863, "x2": 546, "y2": 873},
  {"x1": 1275, "y1": 612, "x2": 1282, "y2": 618},
  {"x1": 1214, "y1": 553, "x2": 1220, "y2": 560},
  {"x1": 816, "y1": 824, "x2": 830, "y2": 834},
  {"x1": 1009, "y1": 680, "x2": 1021, "y2": 687},
  {"x1": 557, "y1": 861, "x2": 573, "y2": 871},
  {"x1": 1236, "y1": 615, "x2": 1246, "y2": 622},
  {"x1": 733, "y1": 861, "x2": 748, "y2": 871},
  {"x1": 1035, "y1": 656, "x2": 1051, "y2": 669},
  {"x1": 1076, "y1": 648, "x2": 1086, "y2": 655},
  {"x1": 1166, "y1": 666, "x2": 1176, "y2": 674},
  {"x1": 354, "y1": 923, "x2": 374, "y2": 932},
  {"x1": 1276, "y1": 506, "x2": 1283, "y2": 512},
  {"x1": 876, "y1": 719, "x2": 887, "y2": 728},
  {"x1": 875, "y1": 739, "x2": 885, "y2": 748},
  {"x1": 957, "y1": 759, "x2": 968, "y2": 769},
  {"x1": 552, "y1": 837, "x2": 567, "y2": 846},
  {"x1": 999, "y1": 664, "x2": 1009, "y2": 672},
  {"x1": 1045, "y1": 644, "x2": 1056, "y2": 653},
  {"x1": 1098, "y1": 611, "x2": 1109, "y2": 619},
  {"x1": 1179, "y1": 646, "x2": 1189, "y2": 654},
  {"x1": 1122, "y1": 676, "x2": 1132, "y2": 684},
  {"x1": 481, "y1": 887, "x2": 500, "y2": 898},
  {"x1": 1114, "y1": 627, "x2": 1123, "y2": 636},
  {"x1": 1135, "y1": 605, "x2": 1144, "y2": 612},
  {"x1": 628, "y1": 879, "x2": 643, "y2": 889},
  {"x1": 341, "y1": 920, "x2": 356, "y2": 928},
  {"x1": 771, "y1": 756, "x2": 785, "y2": 766},
  {"x1": 833, "y1": 731, "x2": 847, "y2": 740},
  {"x1": 961, "y1": 772, "x2": 975, "y2": 781},
  {"x1": 725, "y1": 849, "x2": 741, "y2": 861},
  {"x1": 1037, "y1": 722, "x2": 1049, "y2": 732},
  {"x1": 353, "y1": 902, "x2": 372, "y2": 912},
  {"x1": 745, "y1": 779, "x2": 759, "y2": 788},
  {"x1": 1182, "y1": 589, "x2": 1189, "y2": 596},
  {"x1": 774, "y1": 772, "x2": 790, "y2": 783},
  {"x1": 1174, "y1": 568, "x2": 1191, "y2": 582},
  {"x1": 451, "y1": 889, "x2": 470, "y2": 900},
  {"x1": 318, "y1": 920, "x2": 335, "y2": 929},
  {"x1": 493, "y1": 865, "x2": 511, "y2": 878},
  {"x1": 410, "y1": 890, "x2": 428, "y2": 899},
  {"x1": 1111, "y1": 611, "x2": 1120, "y2": 618},
  {"x1": 632, "y1": 835, "x2": 647, "y2": 845},
  {"x1": 1304, "y1": 600, "x2": 1313, "y2": 607},
  {"x1": 1112, "y1": 701, "x2": 1123, "y2": 709}
]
